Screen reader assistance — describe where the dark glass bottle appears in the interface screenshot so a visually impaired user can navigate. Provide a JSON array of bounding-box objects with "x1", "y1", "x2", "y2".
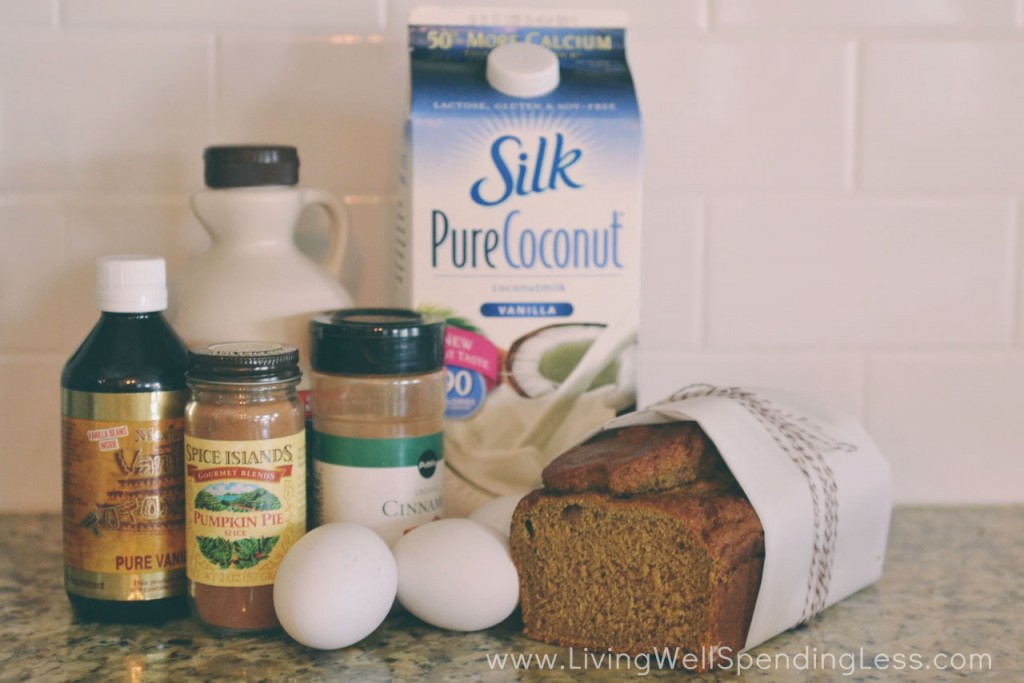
[{"x1": 61, "y1": 255, "x2": 189, "y2": 622}]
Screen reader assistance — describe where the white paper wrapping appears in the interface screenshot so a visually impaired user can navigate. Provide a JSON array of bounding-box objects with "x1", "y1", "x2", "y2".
[{"x1": 593, "y1": 384, "x2": 892, "y2": 650}]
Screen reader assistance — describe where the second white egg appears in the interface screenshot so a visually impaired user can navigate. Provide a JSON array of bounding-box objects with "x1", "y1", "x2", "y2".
[
  {"x1": 393, "y1": 518, "x2": 519, "y2": 632},
  {"x1": 469, "y1": 494, "x2": 524, "y2": 537}
]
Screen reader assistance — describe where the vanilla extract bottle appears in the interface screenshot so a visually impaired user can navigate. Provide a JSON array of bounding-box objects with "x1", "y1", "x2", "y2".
[{"x1": 61, "y1": 255, "x2": 189, "y2": 622}]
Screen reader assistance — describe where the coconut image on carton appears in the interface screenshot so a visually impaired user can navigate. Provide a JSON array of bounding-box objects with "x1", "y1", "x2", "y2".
[{"x1": 397, "y1": 7, "x2": 642, "y2": 515}]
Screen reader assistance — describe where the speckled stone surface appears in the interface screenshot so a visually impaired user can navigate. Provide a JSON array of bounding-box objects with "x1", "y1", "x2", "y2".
[{"x1": 1, "y1": 508, "x2": 1021, "y2": 681}]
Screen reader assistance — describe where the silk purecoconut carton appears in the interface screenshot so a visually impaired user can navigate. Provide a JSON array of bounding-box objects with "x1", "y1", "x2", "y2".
[
  {"x1": 598, "y1": 384, "x2": 893, "y2": 653},
  {"x1": 397, "y1": 7, "x2": 643, "y2": 515}
]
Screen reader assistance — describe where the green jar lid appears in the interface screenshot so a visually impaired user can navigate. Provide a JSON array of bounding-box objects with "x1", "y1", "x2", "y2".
[{"x1": 310, "y1": 308, "x2": 444, "y2": 376}]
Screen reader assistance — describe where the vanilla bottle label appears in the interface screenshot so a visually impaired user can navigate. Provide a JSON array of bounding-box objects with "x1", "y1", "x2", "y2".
[
  {"x1": 184, "y1": 433, "x2": 306, "y2": 587},
  {"x1": 61, "y1": 389, "x2": 187, "y2": 601},
  {"x1": 313, "y1": 432, "x2": 444, "y2": 546}
]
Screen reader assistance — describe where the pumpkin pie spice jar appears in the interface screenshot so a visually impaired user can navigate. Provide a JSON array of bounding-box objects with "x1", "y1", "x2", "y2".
[{"x1": 183, "y1": 342, "x2": 306, "y2": 633}]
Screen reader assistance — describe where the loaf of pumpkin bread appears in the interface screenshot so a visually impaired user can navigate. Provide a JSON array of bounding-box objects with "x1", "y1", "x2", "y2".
[{"x1": 509, "y1": 422, "x2": 765, "y2": 667}]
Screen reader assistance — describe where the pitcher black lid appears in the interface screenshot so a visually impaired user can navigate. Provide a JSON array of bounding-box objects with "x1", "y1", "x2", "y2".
[{"x1": 204, "y1": 145, "x2": 299, "y2": 188}]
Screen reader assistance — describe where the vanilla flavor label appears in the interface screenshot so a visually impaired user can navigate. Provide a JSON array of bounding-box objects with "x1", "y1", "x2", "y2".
[{"x1": 61, "y1": 389, "x2": 187, "y2": 601}]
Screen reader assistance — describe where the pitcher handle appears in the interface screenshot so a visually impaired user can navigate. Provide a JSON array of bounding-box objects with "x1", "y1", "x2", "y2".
[{"x1": 301, "y1": 189, "x2": 349, "y2": 279}]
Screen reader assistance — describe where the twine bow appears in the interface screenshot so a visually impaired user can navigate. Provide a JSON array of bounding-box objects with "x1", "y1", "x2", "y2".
[{"x1": 658, "y1": 384, "x2": 857, "y2": 623}]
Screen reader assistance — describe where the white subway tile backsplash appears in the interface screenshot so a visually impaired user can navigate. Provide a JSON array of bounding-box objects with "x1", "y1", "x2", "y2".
[
  {"x1": 0, "y1": 355, "x2": 63, "y2": 513},
  {"x1": 861, "y1": 41, "x2": 1024, "y2": 192},
  {"x1": 639, "y1": 193, "x2": 703, "y2": 352},
  {"x1": 0, "y1": 30, "x2": 208, "y2": 192},
  {"x1": 61, "y1": 0, "x2": 383, "y2": 33},
  {"x1": 217, "y1": 35, "x2": 407, "y2": 197},
  {"x1": 706, "y1": 198, "x2": 1015, "y2": 348},
  {"x1": 339, "y1": 195, "x2": 400, "y2": 308},
  {"x1": 658, "y1": 41, "x2": 848, "y2": 191},
  {"x1": 638, "y1": 350, "x2": 866, "y2": 418},
  {"x1": 0, "y1": 31, "x2": 70, "y2": 192},
  {"x1": 0, "y1": 200, "x2": 64, "y2": 352},
  {"x1": 714, "y1": 0, "x2": 1018, "y2": 31},
  {"x1": 0, "y1": 0, "x2": 53, "y2": 26},
  {"x1": 60, "y1": 195, "x2": 204, "y2": 351},
  {"x1": 1, "y1": 0, "x2": 1024, "y2": 510},
  {"x1": 866, "y1": 353, "x2": 1024, "y2": 504},
  {"x1": 627, "y1": 37, "x2": 685, "y2": 193}
]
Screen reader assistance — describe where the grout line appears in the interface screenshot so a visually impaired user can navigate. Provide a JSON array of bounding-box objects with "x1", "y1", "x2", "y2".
[
  {"x1": 57, "y1": 191, "x2": 70, "y2": 349},
  {"x1": 0, "y1": 351, "x2": 69, "y2": 363},
  {"x1": 32, "y1": 191, "x2": 191, "y2": 204},
  {"x1": 207, "y1": 33, "x2": 220, "y2": 143},
  {"x1": 650, "y1": 189, "x2": 1019, "y2": 202},
  {"x1": 698, "y1": 0, "x2": 712, "y2": 33},
  {"x1": 842, "y1": 39, "x2": 860, "y2": 194},
  {"x1": 695, "y1": 26, "x2": 1023, "y2": 41},
  {"x1": 0, "y1": 192, "x2": 65, "y2": 204},
  {"x1": 640, "y1": 347, "x2": 1024, "y2": 360},
  {"x1": 856, "y1": 352, "x2": 872, "y2": 421},
  {"x1": 695, "y1": 198, "x2": 709, "y2": 350},
  {"x1": 669, "y1": 341, "x2": 1024, "y2": 354},
  {"x1": 1009, "y1": 198, "x2": 1021, "y2": 346}
]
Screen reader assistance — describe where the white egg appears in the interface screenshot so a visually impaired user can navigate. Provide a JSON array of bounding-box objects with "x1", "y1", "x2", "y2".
[
  {"x1": 468, "y1": 494, "x2": 525, "y2": 537},
  {"x1": 273, "y1": 522, "x2": 397, "y2": 650},
  {"x1": 393, "y1": 518, "x2": 519, "y2": 632}
]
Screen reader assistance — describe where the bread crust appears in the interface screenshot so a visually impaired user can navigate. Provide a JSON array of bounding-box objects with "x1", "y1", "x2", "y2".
[
  {"x1": 511, "y1": 422, "x2": 765, "y2": 671},
  {"x1": 541, "y1": 422, "x2": 724, "y2": 495}
]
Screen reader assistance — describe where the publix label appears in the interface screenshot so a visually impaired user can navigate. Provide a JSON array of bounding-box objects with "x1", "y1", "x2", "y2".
[{"x1": 313, "y1": 432, "x2": 444, "y2": 545}]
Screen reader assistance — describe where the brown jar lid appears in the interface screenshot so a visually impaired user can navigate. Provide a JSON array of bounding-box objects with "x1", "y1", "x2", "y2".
[{"x1": 187, "y1": 341, "x2": 300, "y2": 383}]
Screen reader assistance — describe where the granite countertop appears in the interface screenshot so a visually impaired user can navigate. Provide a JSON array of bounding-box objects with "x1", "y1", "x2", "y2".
[{"x1": 1, "y1": 508, "x2": 1021, "y2": 681}]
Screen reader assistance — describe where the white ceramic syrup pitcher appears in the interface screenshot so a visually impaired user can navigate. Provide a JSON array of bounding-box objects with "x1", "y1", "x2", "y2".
[{"x1": 168, "y1": 145, "x2": 354, "y2": 388}]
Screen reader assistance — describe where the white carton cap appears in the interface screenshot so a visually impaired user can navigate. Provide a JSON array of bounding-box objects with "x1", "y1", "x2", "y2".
[
  {"x1": 486, "y1": 43, "x2": 560, "y2": 98},
  {"x1": 95, "y1": 254, "x2": 168, "y2": 313}
]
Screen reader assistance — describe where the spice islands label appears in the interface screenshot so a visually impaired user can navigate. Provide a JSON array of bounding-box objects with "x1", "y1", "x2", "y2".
[
  {"x1": 184, "y1": 433, "x2": 306, "y2": 587},
  {"x1": 61, "y1": 389, "x2": 187, "y2": 601}
]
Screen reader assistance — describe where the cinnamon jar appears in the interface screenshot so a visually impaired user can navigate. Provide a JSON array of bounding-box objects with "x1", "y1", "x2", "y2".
[
  {"x1": 183, "y1": 342, "x2": 306, "y2": 633},
  {"x1": 309, "y1": 309, "x2": 445, "y2": 546}
]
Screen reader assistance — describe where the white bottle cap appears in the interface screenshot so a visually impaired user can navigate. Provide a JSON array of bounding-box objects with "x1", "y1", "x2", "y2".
[
  {"x1": 486, "y1": 43, "x2": 560, "y2": 98},
  {"x1": 95, "y1": 254, "x2": 168, "y2": 313}
]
